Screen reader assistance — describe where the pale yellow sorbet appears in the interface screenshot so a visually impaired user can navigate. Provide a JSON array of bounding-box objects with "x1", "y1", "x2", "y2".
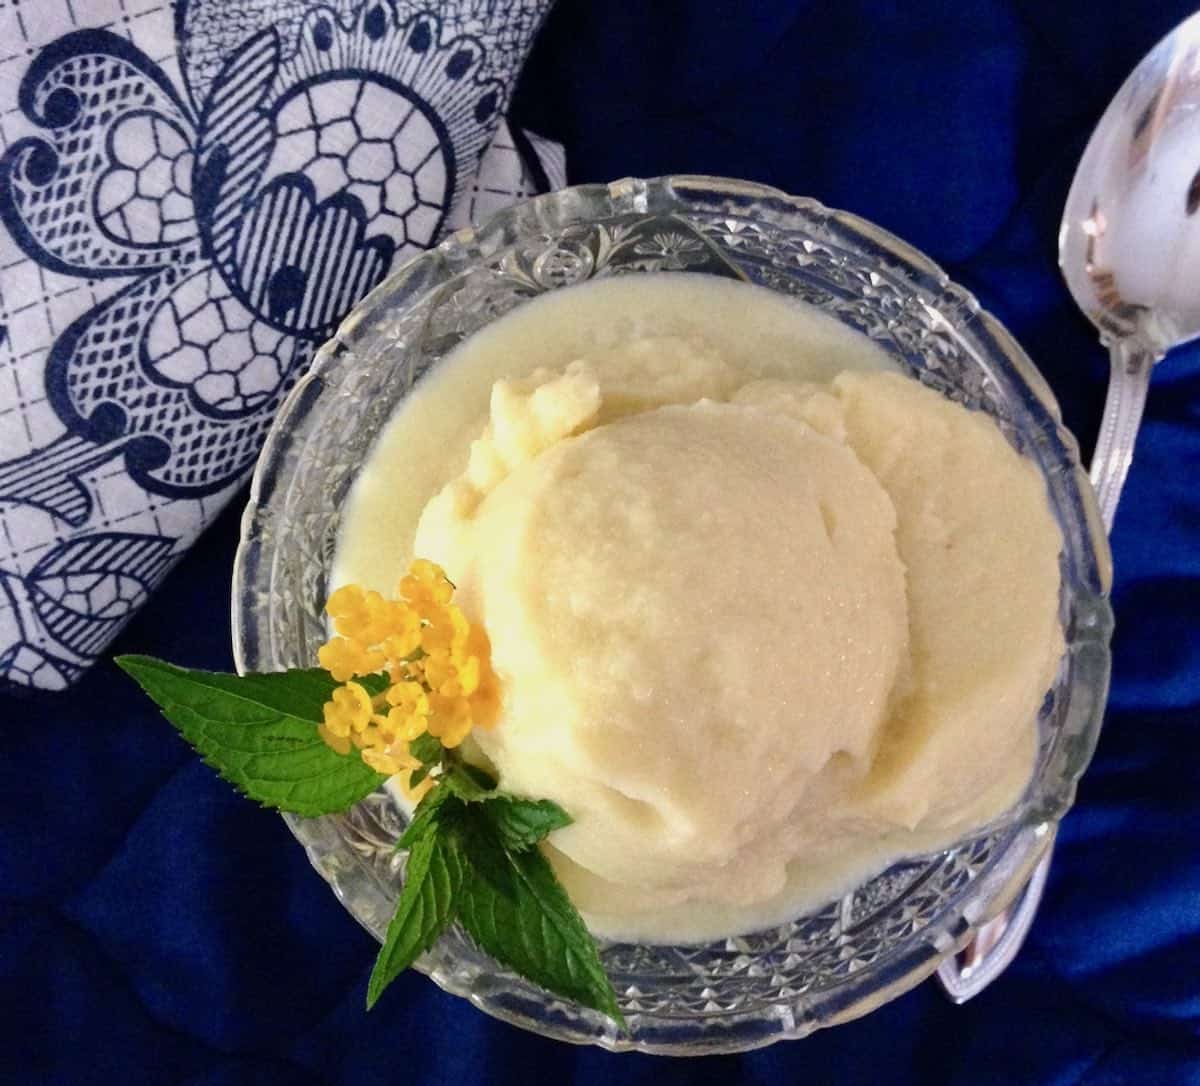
[{"x1": 335, "y1": 276, "x2": 1065, "y2": 943}]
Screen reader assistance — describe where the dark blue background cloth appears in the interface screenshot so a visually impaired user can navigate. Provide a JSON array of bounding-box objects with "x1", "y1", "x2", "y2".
[{"x1": 4, "y1": 1, "x2": 1200, "y2": 1082}]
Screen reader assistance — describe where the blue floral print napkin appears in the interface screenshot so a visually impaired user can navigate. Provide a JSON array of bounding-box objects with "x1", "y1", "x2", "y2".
[{"x1": 0, "y1": 0, "x2": 562, "y2": 690}]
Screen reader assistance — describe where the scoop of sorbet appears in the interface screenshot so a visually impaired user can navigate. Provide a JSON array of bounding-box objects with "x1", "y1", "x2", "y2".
[{"x1": 417, "y1": 372, "x2": 910, "y2": 922}]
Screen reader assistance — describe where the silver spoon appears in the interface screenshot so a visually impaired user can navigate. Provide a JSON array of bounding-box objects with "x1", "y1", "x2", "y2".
[{"x1": 937, "y1": 9, "x2": 1200, "y2": 1002}]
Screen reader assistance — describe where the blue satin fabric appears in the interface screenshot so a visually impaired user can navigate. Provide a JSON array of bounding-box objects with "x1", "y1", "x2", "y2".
[{"x1": 4, "y1": 2, "x2": 1198, "y2": 1082}]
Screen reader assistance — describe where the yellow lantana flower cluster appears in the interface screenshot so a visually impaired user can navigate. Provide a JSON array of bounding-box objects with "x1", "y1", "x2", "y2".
[{"x1": 316, "y1": 559, "x2": 500, "y2": 797}]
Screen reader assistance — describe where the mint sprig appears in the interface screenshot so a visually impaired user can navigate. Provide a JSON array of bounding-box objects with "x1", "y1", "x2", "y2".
[
  {"x1": 457, "y1": 804, "x2": 624, "y2": 1026},
  {"x1": 115, "y1": 656, "x2": 385, "y2": 816},
  {"x1": 377, "y1": 785, "x2": 623, "y2": 1027},
  {"x1": 116, "y1": 654, "x2": 625, "y2": 1027},
  {"x1": 368, "y1": 795, "x2": 466, "y2": 1008},
  {"x1": 481, "y1": 795, "x2": 573, "y2": 852}
]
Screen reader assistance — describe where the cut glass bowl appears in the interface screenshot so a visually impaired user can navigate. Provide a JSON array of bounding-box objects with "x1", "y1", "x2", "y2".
[{"x1": 232, "y1": 176, "x2": 1113, "y2": 1055}]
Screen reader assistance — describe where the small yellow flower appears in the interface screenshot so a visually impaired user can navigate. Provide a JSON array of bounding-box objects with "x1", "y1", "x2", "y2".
[
  {"x1": 318, "y1": 722, "x2": 352, "y2": 755},
  {"x1": 386, "y1": 659, "x2": 420, "y2": 686},
  {"x1": 439, "y1": 718, "x2": 473, "y2": 750},
  {"x1": 421, "y1": 653, "x2": 454, "y2": 694},
  {"x1": 399, "y1": 559, "x2": 454, "y2": 608},
  {"x1": 362, "y1": 743, "x2": 419, "y2": 776},
  {"x1": 327, "y1": 583, "x2": 410, "y2": 646},
  {"x1": 420, "y1": 652, "x2": 480, "y2": 698},
  {"x1": 360, "y1": 748, "x2": 395, "y2": 774},
  {"x1": 380, "y1": 605, "x2": 422, "y2": 659},
  {"x1": 357, "y1": 591, "x2": 398, "y2": 645},
  {"x1": 386, "y1": 679, "x2": 429, "y2": 713},
  {"x1": 318, "y1": 559, "x2": 501, "y2": 774},
  {"x1": 455, "y1": 655, "x2": 481, "y2": 696},
  {"x1": 464, "y1": 625, "x2": 499, "y2": 728},
  {"x1": 321, "y1": 680, "x2": 374, "y2": 738},
  {"x1": 317, "y1": 637, "x2": 385, "y2": 683},
  {"x1": 369, "y1": 712, "x2": 396, "y2": 741},
  {"x1": 326, "y1": 583, "x2": 369, "y2": 632},
  {"x1": 383, "y1": 681, "x2": 431, "y2": 741},
  {"x1": 420, "y1": 603, "x2": 470, "y2": 658},
  {"x1": 427, "y1": 692, "x2": 473, "y2": 749},
  {"x1": 381, "y1": 707, "x2": 425, "y2": 741}
]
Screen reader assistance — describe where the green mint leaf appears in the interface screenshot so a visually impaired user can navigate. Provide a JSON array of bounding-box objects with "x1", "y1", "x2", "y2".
[
  {"x1": 408, "y1": 764, "x2": 431, "y2": 789},
  {"x1": 459, "y1": 761, "x2": 498, "y2": 790},
  {"x1": 368, "y1": 798, "x2": 466, "y2": 1009},
  {"x1": 397, "y1": 783, "x2": 452, "y2": 851},
  {"x1": 115, "y1": 655, "x2": 385, "y2": 817},
  {"x1": 443, "y1": 761, "x2": 497, "y2": 802},
  {"x1": 409, "y1": 732, "x2": 444, "y2": 767},
  {"x1": 482, "y1": 796, "x2": 572, "y2": 852},
  {"x1": 456, "y1": 807, "x2": 624, "y2": 1027}
]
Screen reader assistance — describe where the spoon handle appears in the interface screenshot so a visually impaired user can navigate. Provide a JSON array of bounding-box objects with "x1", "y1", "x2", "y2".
[
  {"x1": 1089, "y1": 339, "x2": 1158, "y2": 532},
  {"x1": 935, "y1": 830, "x2": 1056, "y2": 1002}
]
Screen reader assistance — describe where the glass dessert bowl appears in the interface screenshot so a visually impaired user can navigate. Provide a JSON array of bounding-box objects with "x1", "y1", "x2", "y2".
[{"x1": 231, "y1": 176, "x2": 1113, "y2": 1055}]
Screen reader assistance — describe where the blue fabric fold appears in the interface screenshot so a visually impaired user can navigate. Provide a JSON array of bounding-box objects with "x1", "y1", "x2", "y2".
[{"x1": 3, "y1": 1, "x2": 1198, "y2": 1082}]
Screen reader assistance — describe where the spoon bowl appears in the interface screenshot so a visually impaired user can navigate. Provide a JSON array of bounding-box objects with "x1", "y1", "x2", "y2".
[
  {"x1": 1058, "y1": 9, "x2": 1200, "y2": 526},
  {"x1": 1061, "y1": 9, "x2": 1200, "y2": 353}
]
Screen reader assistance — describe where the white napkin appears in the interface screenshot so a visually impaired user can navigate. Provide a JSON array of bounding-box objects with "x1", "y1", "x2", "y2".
[{"x1": 0, "y1": 0, "x2": 563, "y2": 690}]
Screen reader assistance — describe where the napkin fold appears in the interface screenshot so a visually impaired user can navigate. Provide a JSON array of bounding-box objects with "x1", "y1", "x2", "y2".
[{"x1": 0, "y1": 0, "x2": 562, "y2": 691}]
